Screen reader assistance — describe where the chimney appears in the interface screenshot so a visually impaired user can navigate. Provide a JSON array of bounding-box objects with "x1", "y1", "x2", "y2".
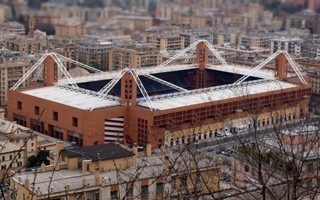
[
  {"x1": 50, "y1": 186, "x2": 54, "y2": 193},
  {"x1": 65, "y1": 184, "x2": 70, "y2": 191},
  {"x1": 24, "y1": 178, "x2": 30, "y2": 189},
  {"x1": 133, "y1": 143, "x2": 138, "y2": 157},
  {"x1": 55, "y1": 140, "x2": 64, "y2": 155},
  {"x1": 82, "y1": 178, "x2": 87, "y2": 187},
  {"x1": 36, "y1": 188, "x2": 40, "y2": 196},
  {"x1": 164, "y1": 156, "x2": 169, "y2": 172},
  {"x1": 41, "y1": 162, "x2": 45, "y2": 173},
  {"x1": 94, "y1": 164, "x2": 100, "y2": 186},
  {"x1": 146, "y1": 142, "x2": 152, "y2": 157}
]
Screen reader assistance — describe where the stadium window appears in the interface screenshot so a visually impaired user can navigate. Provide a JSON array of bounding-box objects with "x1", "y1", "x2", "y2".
[
  {"x1": 72, "y1": 117, "x2": 78, "y2": 127},
  {"x1": 17, "y1": 101, "x2": 22, "y2": 110},
  {"x1": 34, "y1": 106, "x2": 39, "y2": 115},
  {"x1": 53, "y1": 111, "x2": 58, "y2": 121}
]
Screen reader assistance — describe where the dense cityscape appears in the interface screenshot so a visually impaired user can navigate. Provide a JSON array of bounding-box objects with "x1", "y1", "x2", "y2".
[{"x1": 0, "y1": 0, "x2": 319, "y2": 199}]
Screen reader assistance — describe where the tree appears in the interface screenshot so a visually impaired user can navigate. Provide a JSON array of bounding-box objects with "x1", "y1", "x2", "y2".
[{"x1": 27, "y1": 150, "x2": 50, "y2": 168}]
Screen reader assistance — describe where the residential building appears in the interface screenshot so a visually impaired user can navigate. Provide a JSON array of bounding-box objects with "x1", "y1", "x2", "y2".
[
  {"x1": 54, "y1": 21, "x2": 86, "y2": 37},
  {"x1": 0, "y1": 22, "x2": 25, "y2": 36},
  {"x1": 213, "y1": 45, "x2": 270, "y2": 67},
  {"x1": 109, "y1": 43, "x2": 162, "y2": 71},
  {"x1": 0, "y1": 50, "x2": 30, "y2": 107},
  {"x1": 239, "y1": 34, "x2": 272, "y2": 49},
  {"x1": 77, "y1": 39, "x2": 113, "y2": 71},
  {"x1": 270, "y1": 37, "x2": 303, "y2": 57},
  {"x1": 49, "y1": 36, "x2": 79, "y2": 67},
  {"x1": 144, "y1": 34, "x2": 185, "y2": 51},
  {"x1": 116, "y1": 15, "x2": 153, "y2": 34},
  {"x1": 180, "y1": 30, "x2": 214, "y2": 48},
  {"x1": 10, "y1": 143, "x2": 220, "y2": 199},
  {"x1": 3, "y1": 30, "x2": 48, "y2": 55},
  {"x1": 307, "y1": 69, "x2": 320, "y2": 95},
  {"x1": 0, "y1": 141, "x2": 24, "y2": 179},
  {"x1": 212, "y1": 30, "x2": 237, "y2": 45}
]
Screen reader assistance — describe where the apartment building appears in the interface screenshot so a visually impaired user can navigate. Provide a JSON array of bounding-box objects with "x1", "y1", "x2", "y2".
[
  {"x1": 212, "y1": 30, "x2": 237, "y2": 45},
  {"x1": 3, "y1": 30, "x2": 48, "y2": 55},
  {"x1": 144, "y1": 34, "x2": 185, "y2": 51},
  {"x1": 77, "y1": 39, "x2": 113, "y2": 71},
  {"x1": 0, "y1": 50, "x2": 30, "y2": 107},
  {"x1": 49, "y1": 36, "x2": 79, "y2": 67},
  {"x1": 0, "y1": 21, "x2": 25, "y2": 36},
  {"x1": 109, "y1": 43, "x2": 162, "y2": 71},
  {"x1": 239, "y1": 34, "x2": 272, "y2": 49},
  {"x1": 0, "y1": 141, "x2": 24, "y2": 179},
  {"x1": 11, "y1": 143, "x2": 220, "y2": 200},
  {"x1": 307, "y1": 69, "x2": 320, "y2": 95},
  {"x1": 116, "y1": 15, "x2": 153, "y2": 34},
  {"x1": 213, "y1": 45, "x2": 270, "y2": 67},
  {"x1": 55, "y1": 21, "x2": 86, "y2": 37},
  {"x1": 270, "y1": 37, "x2": 303, "y2": 57},
  {"x1": 180, "y1": 30, "x2": 214, "y2": 48}
]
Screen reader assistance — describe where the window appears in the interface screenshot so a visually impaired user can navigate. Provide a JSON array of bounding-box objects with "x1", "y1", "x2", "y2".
[
  {"x1": 18, "y1": 153, "x2": 21, "y2": 158},
  {"x1": 307, "y1": 163, "x2": 314, "y2": 173},
  {"x1": 126, "y1": 188, "x2": 133, "y2": 197},
  {"x1": 17, "y1": 101, "x2": 22, "y2": 110},
  {"x1": 141, "y1": 185, "x2": 149, "y2": 197},
  {"x1": 53, "y1": 111, "x2": 58, "y2": 121},
  {"x1": 34, "y1": 106, "x2": 39, "y2": 115},
  {"x1": 72, "y1": 117, "x2": 78, "y2": 127},
  {"x1": 245, "y1": 165, "x2": 249, "y2": 172},
  {"x1": 306, "y1": 179, "x2": 313, "y2": 189},
  {"x1": 110, "y1": 191, "x2": 117, "y2": 200},
  {"x1": 2, "y1": 156, "x2": 4, "y2": 161},
  {"x1": 156, "y1": 183, "x2": 163, "y2": 193},
  {"x1": 180, "y1": 175, "x2": 187, "y2": 187},
  {"x1": 9, "y1": 155, "x2": 12, "y2": 160}
]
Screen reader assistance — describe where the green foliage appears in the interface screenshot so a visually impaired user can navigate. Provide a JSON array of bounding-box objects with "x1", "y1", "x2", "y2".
[{"x1": 27, "y1": 150, "x2": 50, "y2": 168}]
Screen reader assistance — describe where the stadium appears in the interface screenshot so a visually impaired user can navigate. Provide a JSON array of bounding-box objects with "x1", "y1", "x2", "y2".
[{"x1": 8, "y1": 40, "x2": 311, "y2": 148}]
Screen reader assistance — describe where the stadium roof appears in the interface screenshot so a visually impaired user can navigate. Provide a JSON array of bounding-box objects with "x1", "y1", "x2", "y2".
[
  {"x1": 58, "y1": 64, "x2": 198, "y2": 84},
  {"x1": 22, "y1": 86, "x2": 120, "y2": 110},
  {"x1": 137, "y1": 80, "x2": 298, "y2": 110}
]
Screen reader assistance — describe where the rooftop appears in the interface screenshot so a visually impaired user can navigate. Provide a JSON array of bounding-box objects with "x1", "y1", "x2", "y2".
[
  {"x1": 21, "y1": 86, "x2": 120, "y2": 110},
  {"x1": 138, "y1": 80, "x2": 298, "y2": 110},
  {"x1": 61, "y1": 143, "x2": 134, "y2": 162}
]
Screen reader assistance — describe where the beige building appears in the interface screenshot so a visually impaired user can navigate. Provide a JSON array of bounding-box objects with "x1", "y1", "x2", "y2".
[
  {"x1": 3, "y1": 30, "x2": 48, "y2": 55},
  {"x1": 0, "y1": 141, "x2": 25, "y2": 179},
  {"x1": 109, "y1": 43, "x2": 162, "y2": 71},
  {"x1": 10, "y1": 143, "x2": 220, "y2": 200},
  {"x1": 77, "y1": 39, "x2": 113, "y2": 71},
  {"x1": 49, "y1": 36, "x2": 79, "y2": 67},
  {"x1": 116, "y1": 15, "x2": 153, "y2": 34},
  {"x1": 307, "y1": 69, "x2": 320, "y2": 95},
  {"x1": 144, "y1": 34, "x2": 185, "y2": 51},
  {"x1": 55, "y1": 21, "x2": 86, "y2": 37},
  {"x1": 0, "y1": 21, "x2": 25, "y2": 36},
  {"x1": 0, "y1": 50, "x2": 30, "y2": 107}
]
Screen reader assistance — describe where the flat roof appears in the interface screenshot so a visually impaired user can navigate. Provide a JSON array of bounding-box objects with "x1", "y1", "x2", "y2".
[
  {"x1": 62, "y1": 143, "x2": 134, "y2": 162},
  {"x1": 22, "y1": 86, "x2": 120, "y2": 110},
  {"x1": 137, "y1": 80, "x2": 298, "y2": 110},
  {"x1": 206, "y1": 64, "x2": 276, "y2": 79},
  {"x1": 58, "y1": 64, "x2": 197, "y2": 84}
]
